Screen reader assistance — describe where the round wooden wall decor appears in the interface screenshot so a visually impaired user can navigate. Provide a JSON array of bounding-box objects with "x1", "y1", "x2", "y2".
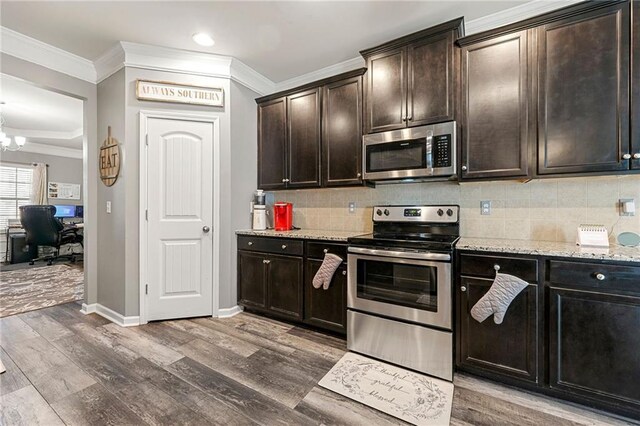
[{"x1": 99, "y1": 126, "x2": 121, "y2": 187}]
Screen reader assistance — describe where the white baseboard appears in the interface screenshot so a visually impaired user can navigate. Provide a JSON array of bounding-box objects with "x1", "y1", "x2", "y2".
[
  {"x1": 217, "y1": 305, "x2": 243, "y2": 318},
  {"x1": 80, "y1": 303, "x2": 139, "y2": 327}
]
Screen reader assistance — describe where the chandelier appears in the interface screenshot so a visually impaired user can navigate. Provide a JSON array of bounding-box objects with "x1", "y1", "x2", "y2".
[{"x1": 0, "y1": 111, "x2": 26, "y2": 152}]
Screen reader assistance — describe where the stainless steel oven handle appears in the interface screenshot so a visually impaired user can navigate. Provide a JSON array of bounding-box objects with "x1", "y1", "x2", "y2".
[
  {"x1": 426, "y1": 131, "x2": 433, "y2": 171},
  {"x1": 348, "y1": 246, "x2": 450, "y2": 261}
]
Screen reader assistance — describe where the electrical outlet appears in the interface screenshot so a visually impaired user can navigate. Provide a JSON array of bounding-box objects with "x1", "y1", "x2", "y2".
[
  {"x1": 619, "y1": 198, "x2": 636, "y2": 216},
  {"x1": 481, "y1": 200, "x2": 491, "y2": 215},
  {"x1": 348, "y1": 201, "x2": 356, "y2": 214},
  {"x1": 106, "y1": 201, "x2": 111, "y2": 214}
]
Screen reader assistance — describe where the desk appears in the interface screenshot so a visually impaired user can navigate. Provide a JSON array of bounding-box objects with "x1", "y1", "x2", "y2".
[{"x1": 4, "y1": 222, "x2": 84, "y2": 262}]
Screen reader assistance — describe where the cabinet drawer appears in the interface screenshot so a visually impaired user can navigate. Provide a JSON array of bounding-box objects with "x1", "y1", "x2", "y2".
[
  {"x1": 549, "y1": 260, "x2": 640, "y2": 294},
  {"x1": 306, "y1": 241, "x2": 347, "y2": 261},
  {"x1": 459, "y1": 253, "x2": 538, "y2": 283},
  {"x1": 237, "y1": 236, "x2": 303, "y2": 256}
]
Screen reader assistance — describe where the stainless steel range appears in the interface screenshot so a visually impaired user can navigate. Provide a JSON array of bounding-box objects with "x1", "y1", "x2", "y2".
[{"x1": 347, "y1": 205, "x2": 459, "y2": 381}]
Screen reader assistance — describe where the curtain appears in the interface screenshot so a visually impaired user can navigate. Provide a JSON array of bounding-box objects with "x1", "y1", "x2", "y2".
[{"x1": 30, "y1": 163, "x2": 47, "y2": 205}]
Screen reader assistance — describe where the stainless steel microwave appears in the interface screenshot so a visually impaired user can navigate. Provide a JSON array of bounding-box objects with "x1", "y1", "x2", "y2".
[{"x1": 362, "y1": 121, "x2": 456, "y2": 182}]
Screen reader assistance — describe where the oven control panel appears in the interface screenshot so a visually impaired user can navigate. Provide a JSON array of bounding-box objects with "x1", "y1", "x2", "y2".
[
  {"x1": 374, "y1": 205, "x2": 459, "y2": 223},
  {"x1": 432, "y1": 134, "x2": 452, "y2": 168}
]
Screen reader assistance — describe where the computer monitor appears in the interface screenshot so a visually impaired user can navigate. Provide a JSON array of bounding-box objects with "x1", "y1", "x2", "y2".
[
  {"x1": 53, "y1": 205, "x2": 76, "y2": 218},
  {"x1": 75, "y1": 205, "x2": 83, "y2": 218}
]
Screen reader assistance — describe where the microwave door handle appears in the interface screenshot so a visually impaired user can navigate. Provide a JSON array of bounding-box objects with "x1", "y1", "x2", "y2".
[{"x1": 426, "y1": 132, "x2": 434, "y2": 171}]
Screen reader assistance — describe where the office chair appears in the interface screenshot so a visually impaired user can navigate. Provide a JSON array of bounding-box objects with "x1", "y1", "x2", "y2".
[{"x1": 19, "y1": 205, "x2": 83, "y2": 265}]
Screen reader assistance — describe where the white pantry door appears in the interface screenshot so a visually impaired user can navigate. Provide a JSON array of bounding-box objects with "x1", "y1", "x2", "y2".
[{"x1": 146, "y1": 117, "x2": 213, "y2": 321}]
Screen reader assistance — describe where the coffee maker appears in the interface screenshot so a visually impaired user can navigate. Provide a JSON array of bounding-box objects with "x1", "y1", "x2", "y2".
[{"x1": 252, "y1": 190, "x2": 267, "y2": 230}]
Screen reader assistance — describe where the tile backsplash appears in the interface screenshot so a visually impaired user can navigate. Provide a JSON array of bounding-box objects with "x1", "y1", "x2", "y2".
[{"x1": 268, "y1": 175, "x2": 640, "y2": 243}]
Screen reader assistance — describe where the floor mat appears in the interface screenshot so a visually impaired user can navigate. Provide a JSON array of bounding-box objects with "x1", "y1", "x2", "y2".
[
  {"x1": 0, "y1": 264, "x2": 83, "y2": 317},
  {"x1": 319, "y1": 352, "x2": 453, "y2": 426}
]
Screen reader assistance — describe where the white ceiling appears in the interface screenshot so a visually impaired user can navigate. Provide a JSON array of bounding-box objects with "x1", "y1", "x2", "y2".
[
  {"x1": 0, "y1": 1, "x2": 528, "y2": 83},
  {"x1": 0, "y1": 76, "x2": 83, "y2": 150}
]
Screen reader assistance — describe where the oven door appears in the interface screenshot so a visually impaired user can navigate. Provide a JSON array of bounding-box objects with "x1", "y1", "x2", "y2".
[{"x1": 347, "y1": 247, "x2": 452, "y2": 330}]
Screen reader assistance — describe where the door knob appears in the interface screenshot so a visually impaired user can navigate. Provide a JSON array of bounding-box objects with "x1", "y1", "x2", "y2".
[
  {"x1": 202, "y1": 226, "x2": 210, "y2": 233},
  {"x1": 623, "y1": 154, "x2": 631, "y2": 160}
]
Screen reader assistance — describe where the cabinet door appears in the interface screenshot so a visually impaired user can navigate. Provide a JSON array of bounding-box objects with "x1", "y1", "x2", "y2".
[
  {"x1": 287, "y1": 88, "x2": 321, "y2": 188},
  {"x1": 238, "y1": 251, "x2": 267, "y2": 309},
  {"x1": 458, "y1": 277, "x2": 539, "y2": 383},
  {"x1": 537, "y1": 3, "x2": 630, "y2": 174},
  {"x1": 407, "y1": 32, "x2": 454, "y2": 127},
  {"x1": 549, "y1": 287, "x2": 640, "y2": 413},
  {"x1": 323, "y1": 76, "x2": 363, "y2": 186},
  {"x1": 258, "y1": 97, "x2": 287, "y2": 190},
  {"x1": 364, "y1": 47, "x2": 407, "y2": 133},
  {"x1": 267, "y1": 254, "x2": 303, "y2": 320},
  {"x1": 632, "y1": 0, "x2": 640, "y2": 169},
  {"x1": 304, "y1": 260, "x2": 347, "y2": 333},
  {"x1": 461, "y1": 31, "x2": 531, "y2": 179}
]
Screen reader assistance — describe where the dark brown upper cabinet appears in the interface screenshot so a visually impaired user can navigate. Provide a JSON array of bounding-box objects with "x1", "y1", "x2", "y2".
[
  {"x1": 256, "y1": 69, "x2": 366, "y2": 190},
  {"x1": 257, "y1": 97, "x2": 287, "y2": 190},
  {"x1": 323, "y1": 75, "x2": 363, "y2": 186},
  {"x1": 361, "y1": 18, "x2": 464, "y2": 134},
  {"x1": 632, "y1": 0, "x2": 640, "y2": 169},
  {"x1": 537, "y1": 2, "x2": 630, "y2": 175},
  {"x1": 287, "y1": 88, "x2": 321, "y2": 188},
  {"x1": 459, "y1": 30, "x2": 533, "y2": 180}
]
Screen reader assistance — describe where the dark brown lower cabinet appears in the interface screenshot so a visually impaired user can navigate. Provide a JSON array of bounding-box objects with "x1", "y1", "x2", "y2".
[
  {"x1": 304, "y1": 260, "x2": 347, "y2": 333},
  {"x1": 458, "y1": 277, "x2": 539, "y2": 384},
  {"x1": 238, "y1": 251, "x2": 268, "y2": 310},
  {"x1": 549, "y1": 287, "x2": 640, "y2": 417}
]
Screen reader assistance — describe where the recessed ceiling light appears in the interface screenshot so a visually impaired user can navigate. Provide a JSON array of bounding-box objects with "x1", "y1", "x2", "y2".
[{"x1": 192, "y1": 33, "x2": 215, "y2": 47}]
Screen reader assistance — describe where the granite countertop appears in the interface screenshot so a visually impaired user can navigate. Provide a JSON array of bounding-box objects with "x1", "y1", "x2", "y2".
[
  {"x1": 457, "y1": 237, "x2": 640, "y2": 263},
  {"x1": 235, "y1": 229, "x2": 366, "y2": 242}
]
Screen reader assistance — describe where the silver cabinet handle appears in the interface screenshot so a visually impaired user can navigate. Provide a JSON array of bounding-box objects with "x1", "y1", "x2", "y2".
[
  {"x1": 203, "y1": 226, "x2": 210, "y2": 233},
  {"x1": 623, "y1": 154, "x2": 632, "y2": 160},
  {"x1": 342, "y1": 270, "x2": 347, "y2": 276},
  {"x1": 282, "y1": 178, "x2": 286, "y2": 183},
  {"x1": 281, "y1": 244, "x2": 287, "y2": 249},
  {"x1": 461, "y1": 286, "x2": 467, "y2": 292},
  {"x1": 596, "y1": 273, "x2": 605, "y2": 281},
  {"x1": 401, "y1": 114, "x2": 407, "y2": 121},
  {"x1": 263, "y1": 259, "x2": 271, "y2": 264},
  {"x1": 494, "y1": 264, "x2": 500, "y2": 271},
  {"x1": 247, "y1": 241, "x2": 253, "y2": 246},
  {"x1": 461, "y1": 165, "x2": 467, "y2": 171},
  {"x1": 634, "y1": 153, "x2": 640, "y2": 159},
  {"x1": 357, "y1": 172, "x2": 362, "y2": 178},
  {"x1": 323, "y1": 249, "x2": 329, "y2": 254},
  {"x1": 406, "y1": 114, "x2": 412, "y2": 120}
]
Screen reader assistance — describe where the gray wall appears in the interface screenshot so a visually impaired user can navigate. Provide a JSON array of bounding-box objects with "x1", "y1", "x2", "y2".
[
  {"x1": 97, "y1": 69, "x2": 126, "y2": 314},
  {"x1": 228, "y1": 80, "x2": 259, "y2": 307},
  {"x1": 1, "y1": 151, "x2": 83, "y2": 205},
  {"x1": 1, "y1": 53, "x2": 99, "y2": 306}
]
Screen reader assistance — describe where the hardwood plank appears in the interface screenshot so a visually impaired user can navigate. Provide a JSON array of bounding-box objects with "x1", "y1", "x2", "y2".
[
  {"x1": 0, "y1": 316, "x2": 39, "y2": 346},
  {"x1": 166, "y1": 318, "x2": 261, "y2": 356},
  {"x1": 51, "y1": 383, "x2": 147, "y2": 426},
  {"x1": 0, "y1": 385, "x2": 64, "y2": 426},
  {"x1": 2, "y1": 336, "x2": 96, "y2": 403},
  {"x1": 0, "y1": 347, "x2": 30, "y2": 396},
  {"x1": 286, "y1": 326, "x2": 347, "y2": 351},
  {"x1": 220, "y1": 312, "x2": 294, "y2": 338},
  {"x1": 294, "y1": 386, "x2": 404, "y2": 426},
  {"x1": 42, "y1": 303, "x2": 110, "y2": 328},
  {"x1": 272, "y1": 328, "x2": 345, "y2": 362},
  {"x1": 20, "y1": 310, "x2": 74, "y2": 341},
  {"x1": 116, "y1": 380, "x2": 208, "y2": 425},
  {"x1": 133, "y1": 321, "x2": 196, "y2": 348},
  {"x1": 102, "y1": 323, "x2": 184, "y2": 366},
  {"x1": 167, "y1": 356, "x2": 318, "y2": 425},
  {"x1": 139, "y1": 362, "x2": 256, "y2": 425},
  {"x1": 67, "y1": 322, "x2": 140, "y2": 363},
  {"x1": 190, "y1": 317, "x2": 297, "y2": 356},
  {"x1": 51, "y1": 334, "x2": 144, "y2": 393}
]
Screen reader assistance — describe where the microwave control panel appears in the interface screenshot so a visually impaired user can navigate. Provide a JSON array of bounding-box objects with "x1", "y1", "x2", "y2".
[{"x1": 432, "y1": 134, "x2": 452, "y2": 168}]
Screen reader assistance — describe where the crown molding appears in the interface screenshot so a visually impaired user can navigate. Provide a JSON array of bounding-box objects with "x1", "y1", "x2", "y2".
[
  {"x1": 229, "y1": 58, "x2": 275, "y2": 95},
  {"x1": 17, "y1": 141, "x2": 83, "y2": 159},
  {"x1": 273, "y1": 56, "x2": 365, "y2": 93},
  {"x1": 0, "y1": 26, "x2": 96, "y2": 83},
  {"x1": 94, "y1": 43, "x2": 125, "y2": 83},
  {"x1": 464, "y1": 0, "x2": 585, "y2": 35},
  {"x1": 3, "y1": 127, "x2": 83, "y2": 141}
]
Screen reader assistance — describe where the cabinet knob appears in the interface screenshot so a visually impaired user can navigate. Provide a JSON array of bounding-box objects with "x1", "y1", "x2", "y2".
[
  {"x1": 494, "y1": 264, "x2": 500, "y2": 272},
  {"x1": 323, "y1": 249, "x2": 329, "y2": 253},
  {"x1": 342, "y1": 270, "x2": 347, "y2": 276},
  {"x1": 595, "y1": 273, "x2": 605, "y2": 281},
  {"x1": 461, "y1": 165, "x2": 467, "y2": 171},
  {"x1": 623, "y1": 154, "x2": 632, "y2": 160},
  {"x1": 357, "y1": 172, "x2": 362, "y2": 178},
  {"x1": 401, "y1": 114, "x2": 407, "y2": 121},
  {"x1": 282, "y1": 178, "x2": 286, "y2": 183},
  {"x1": 406, "y1": 114, "x2": 412, "y2": 121},
  {"x1": 247, "y1": 241, "x2": 253, "y2": 246},
  {"x1": 281, "y1": 244, "x2": 287, "y2": 249},
  {"x1": 263, "y1": 259, "x2": 271, "y2": 264},
  {"x1": 634, "y1": 153, "x2": 640, "y2": 159},
  {"x1": 461, "y1": 286, "x2": 467, "y2": 292}
]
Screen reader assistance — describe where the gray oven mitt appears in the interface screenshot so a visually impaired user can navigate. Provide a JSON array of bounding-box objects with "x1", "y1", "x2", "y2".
[
  {"x1": 313, "y1": 253, "x2": 343, "y2": 290},
  {"x1": 470, "y1": 272, "x2": 529, "y2": 324}
]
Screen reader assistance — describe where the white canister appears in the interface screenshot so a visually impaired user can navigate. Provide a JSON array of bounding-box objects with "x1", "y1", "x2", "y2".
[{"x1": 252, "y1": 204, "x2": 267, "y2": 230}]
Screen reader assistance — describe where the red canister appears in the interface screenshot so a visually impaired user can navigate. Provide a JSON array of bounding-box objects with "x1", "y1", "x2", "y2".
[{"x1": 274, "y1": 202, "x2": 293, "y2": 231}]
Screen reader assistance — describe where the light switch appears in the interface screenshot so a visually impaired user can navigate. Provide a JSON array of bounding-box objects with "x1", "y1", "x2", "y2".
[
  {"x1": 106, "y1": 201, "x2": 112, "y2": 214},
  {"x1": 481, "y1": 200, "x2": 491, "y2": 215}
]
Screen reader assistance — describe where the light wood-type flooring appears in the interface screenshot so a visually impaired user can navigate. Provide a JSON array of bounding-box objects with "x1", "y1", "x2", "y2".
[{"x1": 0, "y1": 302, "x2": 636, "y2": 425}]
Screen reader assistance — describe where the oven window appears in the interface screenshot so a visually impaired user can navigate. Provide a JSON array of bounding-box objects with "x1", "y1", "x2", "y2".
[
  {"x1": 356, "y1": 258, "x2": 437, "y2": 312},
  {"x1": 366, "y1": 138, "x2": 426, "y2": 173}
]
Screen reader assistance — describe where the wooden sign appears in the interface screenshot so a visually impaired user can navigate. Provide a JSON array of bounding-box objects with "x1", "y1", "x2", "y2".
[
  {"x1": 136, "y1": 80, "x2": 224, "y2": 107},
  {"x1": 100, "y1": 126, "x2": 121, "y2": 187}
]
